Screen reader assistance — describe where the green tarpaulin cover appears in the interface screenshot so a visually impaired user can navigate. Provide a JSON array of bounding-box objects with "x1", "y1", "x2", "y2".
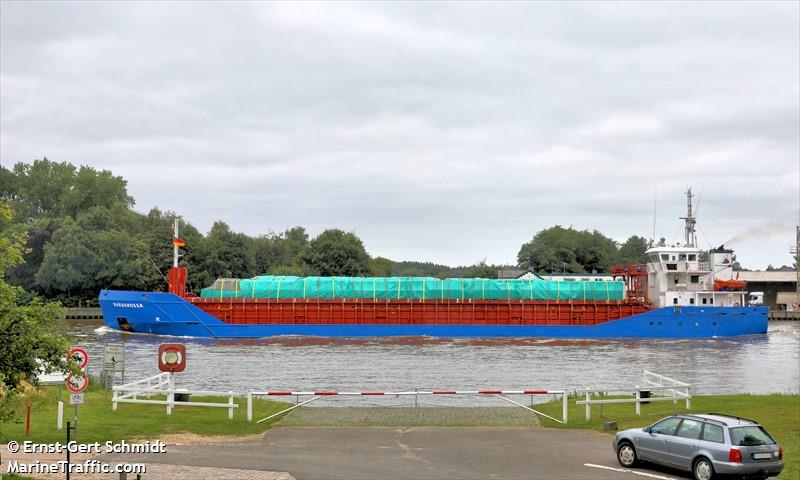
[{"x1": 200, "y1": 276, "x2": 625, "y2": 301}]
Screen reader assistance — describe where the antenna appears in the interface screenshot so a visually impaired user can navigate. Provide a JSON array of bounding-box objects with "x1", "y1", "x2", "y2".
[{"x1": 652, "y1": 189, "x2": 658, "y2": 247}]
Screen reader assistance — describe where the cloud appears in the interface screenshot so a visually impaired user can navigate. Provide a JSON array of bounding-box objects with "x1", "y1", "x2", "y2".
[{"x1": 1, "y1": 1, "x2": 798, "y2": 269}]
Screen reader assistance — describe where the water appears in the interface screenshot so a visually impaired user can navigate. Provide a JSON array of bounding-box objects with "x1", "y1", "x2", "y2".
[{"x1": 70, "y1": 320, "x2": 800, "y2": 406}]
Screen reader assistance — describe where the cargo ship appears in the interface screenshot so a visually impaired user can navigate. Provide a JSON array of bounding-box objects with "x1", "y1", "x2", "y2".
[{"x1": 99, "y1": 190, "x2": 767, "y2": 338}]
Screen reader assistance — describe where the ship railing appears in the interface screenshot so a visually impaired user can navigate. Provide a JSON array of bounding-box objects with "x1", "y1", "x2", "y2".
[
  {"x1": 112, "y1": 372, "x2": 238, "y2": 419},
  {"x1": 575, "y1": 371, "x2": 691, "y2": 421},
  {"x1": 247, "y1": 388, "x2": 569, "y2": 425}
]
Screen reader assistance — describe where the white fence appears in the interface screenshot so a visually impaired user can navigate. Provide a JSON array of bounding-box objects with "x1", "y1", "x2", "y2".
[
  {"x1": 112, "y1": 372, "x2": 238, "y2": 419},
  {"x1": 576, "y1": 370, "x2": 691, "y2": 421},
  {"x1": 248, "y1": 388, "x2": 569, "y2": 425}
]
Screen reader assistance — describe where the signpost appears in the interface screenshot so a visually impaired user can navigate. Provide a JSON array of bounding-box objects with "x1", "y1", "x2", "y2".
[
  {"x1": 158, "y1": 344, "x2": 186, "y2": 415},
  {"x1": 103, "y1": 343, "x2": 126, "y2": 393},
  {"x1": 103, "y1": 343, "x2": 125, "y2": 373},
  {"x1": 66, "y1": 346, "x2": 89, "y2": 437}
]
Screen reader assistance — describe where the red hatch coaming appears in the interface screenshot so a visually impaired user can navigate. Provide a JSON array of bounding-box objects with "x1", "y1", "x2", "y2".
[{"x1": 188, "y1": 297, "x2": 651, "y2": 326}]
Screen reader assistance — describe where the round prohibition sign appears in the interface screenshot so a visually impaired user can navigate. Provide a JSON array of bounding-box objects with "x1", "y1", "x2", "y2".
[
  {"x1": 66, "y1": 373, "x2": 89, "y2": 393},
  {"x1": 68, "y1": 346, "x2": 89, "y2": 369}
]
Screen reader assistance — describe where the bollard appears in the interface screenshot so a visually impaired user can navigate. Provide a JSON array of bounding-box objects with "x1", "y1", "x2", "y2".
[
  {"x1": 562, "y1": 391, "x2": 568, "y2": 424},
  {"x1": 247, "y1": 392, "x2": 253, "y2": 423},
  {"x1": 57, "y1": 401, "x2": 64, "y2": 430},
  {"x1": 25, "y1": 401, "x2": 31, "y2": 436}
]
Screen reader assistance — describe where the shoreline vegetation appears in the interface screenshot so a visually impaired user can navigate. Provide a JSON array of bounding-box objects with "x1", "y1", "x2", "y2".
[
  {"x1": 2, "y1": 158, "x2": 682, "y2": 308},
  {"x1": 2, "y1": 387, "x2": 797, "y2": 478}
]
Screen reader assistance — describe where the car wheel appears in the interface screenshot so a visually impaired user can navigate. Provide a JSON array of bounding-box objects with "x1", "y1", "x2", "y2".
[
  {"x1": 617, "y1": 442, "x2": 638, "y2": 468},
  {"x1": 693, "y1": 457, "x2": 714, "y2": 480}
]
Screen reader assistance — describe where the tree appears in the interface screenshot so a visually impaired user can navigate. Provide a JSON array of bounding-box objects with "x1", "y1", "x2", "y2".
[
  {"x1": 0, "y1": 201, "x2": 69, "y2": 421},
  {"x1": 370, "y1": 257, "x2": 394, "y2": 276},
  {"x1": 34, "y1": 207, "x2": 162, "y2": 301},
  {"x1": 463, "y1": 259, "x2": 498, "y2": 278},
  {"x1": 5, "y1": 218, "x2": 62, "y2": 292},
  {"x1": 616, "y1": 235, "x2": 650, "y2": 265},
  {"x1": 191, "y1": 221, "x2": 255, "y2": 289},
  {"x1": 517, "y1": 226, "x2": 584, "y2": 273},
  {"x1": 575, "y1": 230, "x2": 618, "y2": 273},
  {"x1": 5, "y1": 158, "x2": 132, "y2": 222},
  {"x1": 301, "y1": 229, "x2": 372, "y2": 276}
]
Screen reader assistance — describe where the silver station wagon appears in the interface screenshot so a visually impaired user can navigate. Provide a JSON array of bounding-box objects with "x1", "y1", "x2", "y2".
[{"x1": 613, "y1": 413, "x2": 784, "y2": 480}]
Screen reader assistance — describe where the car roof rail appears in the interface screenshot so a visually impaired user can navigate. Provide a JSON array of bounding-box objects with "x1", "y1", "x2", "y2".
[
  {"x1": 680, "y1": 414, "x2": 726, "y2": 425},
  {"x1": 705, "y1": 412, "x2": 758, "y2": 424}
]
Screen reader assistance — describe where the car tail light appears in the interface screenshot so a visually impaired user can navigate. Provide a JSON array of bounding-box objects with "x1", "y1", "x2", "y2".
[
  {"x1": 778, "y1": 446, "x2": 783, "y2": 460},
  {"x1": 728, "y1": 448, "x2": 742, "y2": 463}
]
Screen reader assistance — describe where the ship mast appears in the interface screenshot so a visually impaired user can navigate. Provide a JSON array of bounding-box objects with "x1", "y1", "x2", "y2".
[
  {"x1": 173, "y1": 218, "x2": 179, "y2": 268},
  {"x1": 679, "y1": 188, "x2": 697, "y2": 247}
]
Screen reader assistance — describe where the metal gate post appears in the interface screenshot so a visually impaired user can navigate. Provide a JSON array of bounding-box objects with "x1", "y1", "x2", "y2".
[
  {"x1": 585, "y1": 391, "x2": 591, "y2": 421},
  {"x1": 247, "y1": 392, "x2": 253, "y2": 422},
  {"x1": 562, "y1": 391, "x2": 568, "y2": 424}
]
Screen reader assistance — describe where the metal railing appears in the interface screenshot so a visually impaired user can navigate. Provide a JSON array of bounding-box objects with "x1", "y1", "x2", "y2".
[
  {"x1": 576, "y1": 370, "x2": 691, "y2": 421},
  {"x1": 112, "y1": 372, "x2": 238, "y2": 419}
]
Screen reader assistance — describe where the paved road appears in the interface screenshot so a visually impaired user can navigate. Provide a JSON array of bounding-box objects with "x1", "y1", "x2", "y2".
[{"x1": 103, "y1": 427, "x2": 693, "y2": 480}]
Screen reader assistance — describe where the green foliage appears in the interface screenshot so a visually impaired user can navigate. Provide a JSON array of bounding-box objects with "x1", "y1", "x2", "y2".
[
  {"x1": 462, "y1": 259, "x2": 498, "y2": 278},
  {"x1": 0, "y1": 201, "x2": 69, "y2": 422},
  {"x1": 191, "y1": 221, "x2": 256, "y2": 289},
  {"x1": 5, "y1": 158, "x2": 669, "y2": 304},
  {"x1": 3, "y1": 158, "x2": 132, "y2": 222},
  {"x1": 517, "y1": 226, "x2": 587, "y2": 273},
  {"x1": 518, "y1": 227, "x2": 651, "y2": 274},
  {"x1": 371, "y1": 256, "x2": 394, "y2": 276},
  {"x1": 616, "y1": 235, "x2": 650, "y2": 265},
  {"x1": 301, "y1": 229, "x2": 372, "y2": 276}
]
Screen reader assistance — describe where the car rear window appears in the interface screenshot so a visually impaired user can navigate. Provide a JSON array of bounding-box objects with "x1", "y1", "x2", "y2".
[
  {"x1": 730, "y1": 426, "x2": 776, "y2": 446},
  {"x1": 702, "y1": 423, "x2": 724, "y2": 443}
]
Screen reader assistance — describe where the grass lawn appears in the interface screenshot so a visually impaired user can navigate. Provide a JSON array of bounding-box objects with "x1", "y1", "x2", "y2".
[
  {"x1": 0, "y1": 383, "x2": 291, "y2": 445},
  {"x1": 535, "y1": 393, "x2": 799, "y2": 479}
]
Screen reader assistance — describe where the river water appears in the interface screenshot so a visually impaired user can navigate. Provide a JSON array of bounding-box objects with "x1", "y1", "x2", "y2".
[{"x1": 70, "y1": 320, "x2": 800, "y2": 406}]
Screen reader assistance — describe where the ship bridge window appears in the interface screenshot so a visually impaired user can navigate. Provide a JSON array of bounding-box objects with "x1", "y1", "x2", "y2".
[
  {"x1": 710, "y1": 297, "x2": 714, "y2": 304},
  {"x1": 666, "y1": 263, "x2": 678, "y2": 271},
  {"x1": 673, "y1": 298, "x2": 678, "y2": 305},
  {"x1": 661, "y1": 254, "x2": 669, "y2": 261},
  {"x1": 690, "y1": 298, "x2": 695, "y2": 305},
  {"x1": 679, "y1": 254, "x2": 687, "y2": 261},
  {"x1": 702, "y1": 298, "x2": 707, "y2": 305},
  {"x1": 688, "y1": 254, "x2": 697, "y2": 261},
  {"x1": 691, "y1": 275, "x2": 699, "y2": 284}
]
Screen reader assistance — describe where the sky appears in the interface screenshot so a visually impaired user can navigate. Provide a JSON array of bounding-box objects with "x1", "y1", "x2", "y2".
[{"x1": 1, "y1": 1, "x2": 798, "y2": 269}]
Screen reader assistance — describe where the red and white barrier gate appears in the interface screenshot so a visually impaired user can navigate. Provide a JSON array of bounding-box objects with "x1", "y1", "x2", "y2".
[{"x1": 248, "y1": 388, "x2": 568, "y2": 424}]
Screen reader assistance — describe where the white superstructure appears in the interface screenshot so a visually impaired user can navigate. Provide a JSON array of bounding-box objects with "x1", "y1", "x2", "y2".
[{"x1": 644, "y1": 189, "x2": 747, "y2": 308}]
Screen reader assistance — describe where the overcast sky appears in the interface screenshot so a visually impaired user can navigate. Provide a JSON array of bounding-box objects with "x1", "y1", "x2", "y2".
[{"x1": 1, "y1": 1, "x2": 798, "y2": 269}]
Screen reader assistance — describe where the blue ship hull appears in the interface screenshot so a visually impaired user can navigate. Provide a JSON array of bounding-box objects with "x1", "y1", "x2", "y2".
[{"x1": 98, "y1": 289, "x2": 768, "y2": 339}]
